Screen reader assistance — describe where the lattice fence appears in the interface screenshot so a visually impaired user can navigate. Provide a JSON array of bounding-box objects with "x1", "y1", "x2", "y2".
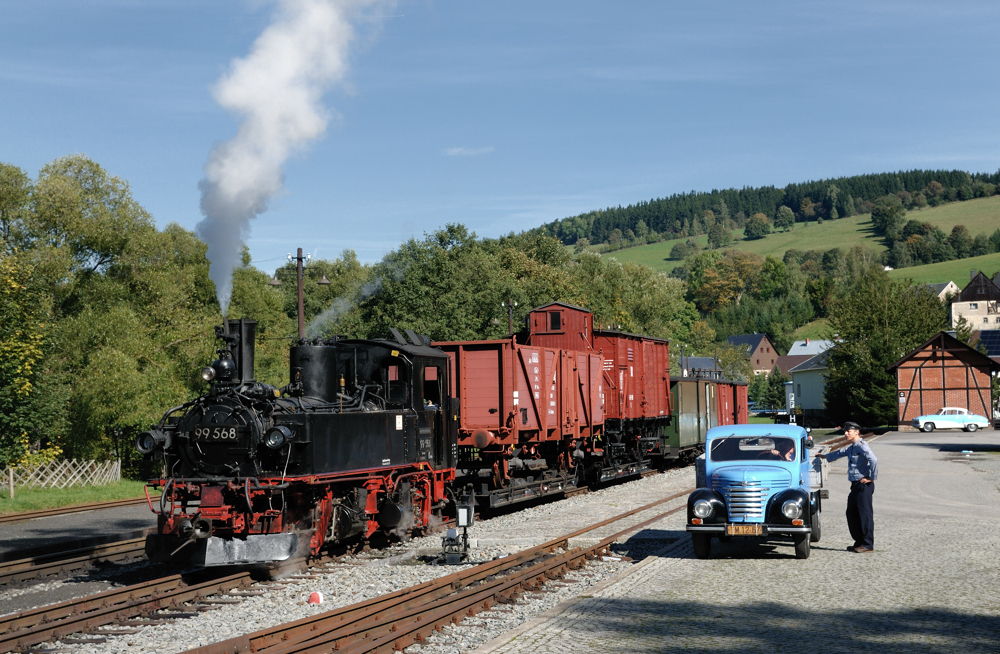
[{"x1": 1, "y1": 459, "x2": 121, "y2": 490}]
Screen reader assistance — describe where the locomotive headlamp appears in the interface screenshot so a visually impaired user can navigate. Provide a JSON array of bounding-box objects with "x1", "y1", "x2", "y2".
[
  {"x1": 692, "y1": 500, "x2": 713, "y2": 519},
  {"x1": 200, "y1": 366, "x2": 216, "y2": 382},
  {"x1": 782, "y1": 499, "x2": 803, "y2": 519},
  {"x1": 265, "y1": 425, "x2": 293, "y2": 449},
  {"x1": 136, "y1": 429, "x2": 168, "y2": 454}
]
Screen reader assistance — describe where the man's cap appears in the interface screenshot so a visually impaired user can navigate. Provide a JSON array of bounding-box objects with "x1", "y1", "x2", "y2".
[{"x1": 843, "y1": 421, "x2": 861, "y2": 432}]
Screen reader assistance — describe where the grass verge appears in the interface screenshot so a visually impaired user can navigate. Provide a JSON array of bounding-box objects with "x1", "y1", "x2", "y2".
[{"x1": 0, "y1": 479, "x2": 151, "y2": 515}]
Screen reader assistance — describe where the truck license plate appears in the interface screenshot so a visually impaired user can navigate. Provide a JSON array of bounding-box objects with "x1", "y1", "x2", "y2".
[{"x1": 726, "y1": 524, "x2": 763, "y2": 536}]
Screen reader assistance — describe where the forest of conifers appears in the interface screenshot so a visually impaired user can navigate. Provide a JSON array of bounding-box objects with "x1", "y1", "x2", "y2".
[{"x1": 536, "y1": 169, "x2": 1000, "y2": 246}]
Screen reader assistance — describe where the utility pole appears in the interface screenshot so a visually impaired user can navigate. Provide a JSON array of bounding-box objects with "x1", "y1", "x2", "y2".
[
  {"x1": 504, "y1": 299, "x2": 518, "y2": 335},
  {"x1": 285, "y1": 248, "x2": 310, "y2": 340},
  {"x1": 270, "y1": 248, "x2": 330, "y2": 341}
]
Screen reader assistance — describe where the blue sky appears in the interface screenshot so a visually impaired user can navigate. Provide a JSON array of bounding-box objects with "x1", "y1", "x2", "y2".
[{"x1": 3, "y1": 1, "x2": 1000, "y2": 272}]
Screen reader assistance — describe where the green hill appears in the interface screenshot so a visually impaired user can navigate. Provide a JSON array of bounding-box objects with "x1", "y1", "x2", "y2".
[
  {"x1": 605, "y1": 195, "x2": 1000, "y2": 274},
  {"x1": 887, "y1": 251, "x2": 1000, "y2": 285}
]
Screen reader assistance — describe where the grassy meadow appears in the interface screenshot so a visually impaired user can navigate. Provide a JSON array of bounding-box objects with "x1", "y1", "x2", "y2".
[
  {"x1": 887, "y1": 251, "x2": 1000, "y2": 285},
  {"x1": 791, "y1": 318, "x2": 831, "y2": 341},
  {"x1": 604, "y1": 195, "x2": 1000, "y2": 273},
  {"x1": 0, "y1": 479, "x2": 151, "y2": 515}
]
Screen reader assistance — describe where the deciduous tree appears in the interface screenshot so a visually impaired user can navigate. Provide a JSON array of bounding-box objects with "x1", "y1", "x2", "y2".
[
  {"x1": 743, "y1": 213, "x2": 771, "y2": 240},
  {"x1": 824, "y1": 268, "x2": 946, "y2": 426}
]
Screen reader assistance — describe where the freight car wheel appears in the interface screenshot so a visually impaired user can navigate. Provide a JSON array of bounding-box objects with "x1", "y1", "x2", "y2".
[
  {"x1": 793, "y1": 533, "x2": 810, "y2": 559},
  {"x1": 691, "y1": 533, "x2": 711, "y2": 559},
  {"x1": 810, "y1": 511, "x2": 821, "y2": 543}
]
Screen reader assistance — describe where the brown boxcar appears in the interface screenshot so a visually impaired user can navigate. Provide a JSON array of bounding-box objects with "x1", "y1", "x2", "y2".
[
  {"x1": 525, "y1": 302, "x2": 671, "y2": 480},
  {"x1": 525, "y1": 302, "x2": 671, "y2": 430},
  {"x1": 716, "y1": 380, "x2": 749, "y2": 426},
  {"x1": 435, "y1": 337, "x2": 603, "y2": 505}
]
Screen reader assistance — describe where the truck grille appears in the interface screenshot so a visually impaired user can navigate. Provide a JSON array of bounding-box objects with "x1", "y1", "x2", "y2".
[{"x1": 720, "y1": 479, "x2": 791, "y2": 520}]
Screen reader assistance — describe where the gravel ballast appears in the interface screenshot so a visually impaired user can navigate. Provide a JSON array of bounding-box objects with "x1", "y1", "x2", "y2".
[{"x1": 7, "y1": 467, "x2": 692, "y2": 654}]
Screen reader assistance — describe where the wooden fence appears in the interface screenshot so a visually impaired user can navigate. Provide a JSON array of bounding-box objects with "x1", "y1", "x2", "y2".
[{"x1": 2, "y1": 459, "x2": 121, "y2": 492}]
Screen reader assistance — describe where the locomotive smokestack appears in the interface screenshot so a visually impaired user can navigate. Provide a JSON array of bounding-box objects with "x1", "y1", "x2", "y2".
[
  {"x1": 225, "y1": 318, "x2": 257, "y2": 383},
  {"x1": 195, "y1": 0, "x2": 389, "y2": 316}
]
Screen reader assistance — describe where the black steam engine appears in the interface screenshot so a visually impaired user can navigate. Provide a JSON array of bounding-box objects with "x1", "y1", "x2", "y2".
[{"x1": 139, "y1": 319, "x2": 456, "y2": 567}]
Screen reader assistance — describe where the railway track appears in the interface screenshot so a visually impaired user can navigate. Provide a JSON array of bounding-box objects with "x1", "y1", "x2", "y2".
[
  {"x1": 0, "y1": 533, "x2": 153, "y2": 587},
  {"x1": 0, "y1": 428, "x2": 850, "y2": 652},
  {"x1": 0, "y1": 485, "x2": 691, "y2": 654},
  {"x1": 181, "y1": 489, "x2": 692, "y2": 654},
  {"x1": 0, "y1": 495, "x2": 157, "y2": 525}
]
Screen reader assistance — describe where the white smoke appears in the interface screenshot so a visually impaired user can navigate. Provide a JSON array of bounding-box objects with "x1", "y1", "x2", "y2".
[
  {"x1": 197, "y1": 0, "x2": 388, "y2": 315},
  {"x1": 306, "y1": 257, "x2": 406, "y2": 337}
]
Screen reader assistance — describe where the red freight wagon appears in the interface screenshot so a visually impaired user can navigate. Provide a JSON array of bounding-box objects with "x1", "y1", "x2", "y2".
[
  {"x1": 435, "y1": 337, "x2": 604, "y2": 506},
  {"x1": 715, "y1": 381, "x2": 749, "y2": 426},
  {"x1": 525, "y1": 302, "x2": 671, "y2": 434}
]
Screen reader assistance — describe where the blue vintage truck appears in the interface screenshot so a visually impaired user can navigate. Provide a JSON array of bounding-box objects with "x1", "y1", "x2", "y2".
[{"x1": 686, "y1": 424, "x2": 825, "y2": 559}]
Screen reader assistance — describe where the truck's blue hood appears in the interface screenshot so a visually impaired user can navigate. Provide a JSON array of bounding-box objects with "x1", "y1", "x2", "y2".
[{"x1": 710, "y1": 466, "x2": 793, "y2": 523}]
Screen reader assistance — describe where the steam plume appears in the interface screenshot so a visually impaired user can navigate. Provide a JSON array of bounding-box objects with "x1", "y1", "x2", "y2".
[
  {"x1": 197, "y1": 0, "x2": 386, "y2": 315},
  {"x1": 306, "y1": 260, "x2": 405, "y2": 336}
]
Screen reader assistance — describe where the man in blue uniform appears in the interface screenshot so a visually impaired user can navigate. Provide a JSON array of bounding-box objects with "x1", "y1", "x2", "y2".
[{"x1": 819, "y1": 421, "x2": 878, "y2": 553}]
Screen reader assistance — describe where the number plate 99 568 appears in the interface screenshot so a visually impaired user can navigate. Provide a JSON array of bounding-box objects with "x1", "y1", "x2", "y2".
[{"x1": 193, "y1": 426, "x2": 242, "y2": 442}]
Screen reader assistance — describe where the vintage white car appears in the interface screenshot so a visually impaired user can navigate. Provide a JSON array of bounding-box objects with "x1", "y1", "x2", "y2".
[{"x1": 912, "y1": 407, "x2": 990, "y2": 432}]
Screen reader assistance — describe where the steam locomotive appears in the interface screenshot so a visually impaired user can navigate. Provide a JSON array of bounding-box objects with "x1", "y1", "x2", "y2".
[{"x1": 138, "y1": 304, "x2": 746, "y2": 567}]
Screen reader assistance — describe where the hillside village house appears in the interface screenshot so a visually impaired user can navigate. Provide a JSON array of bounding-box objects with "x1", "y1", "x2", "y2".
[
  {"x1": 776, "y1": 339, "x2": 834, "y2": 376},
  {"x1": 789, "y1": 349, "x2": 832, "y2": 423},
  {"x1": 726, "y1": 333, "x2": 778, "y2": 376},
  {"x1": 949, "y1": 270, "x2": 1000, "y2": 328},
  {"x1": 926, "y1": 281, "x2": 960, "y2": 302}
]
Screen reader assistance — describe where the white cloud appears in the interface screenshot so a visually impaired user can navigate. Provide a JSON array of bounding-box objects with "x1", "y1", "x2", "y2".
[{"x1": 444, "y1": 146, "x2": 494, "y2": 157}]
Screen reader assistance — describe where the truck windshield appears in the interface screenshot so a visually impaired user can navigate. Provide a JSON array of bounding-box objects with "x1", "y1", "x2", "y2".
[{"x1": 710, "y1": 436, "x2": 797, "y2": 462}]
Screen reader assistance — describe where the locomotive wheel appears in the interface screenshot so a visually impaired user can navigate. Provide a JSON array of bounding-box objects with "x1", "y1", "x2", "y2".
[
  {"x1": 793, "y1": 533, "x2": 810, "y2": 559},
  {"x1": 691, "y1": 533, "x2": 711, "y2": 559}
]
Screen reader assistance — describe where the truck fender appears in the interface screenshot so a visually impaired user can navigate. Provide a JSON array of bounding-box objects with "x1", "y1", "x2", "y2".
[
  {"x1": 766, "y1": 488, "x2": 811, "y2": 526},
  {"x1": 687, "y1": 488, "x2": 727, "y2": 524}
]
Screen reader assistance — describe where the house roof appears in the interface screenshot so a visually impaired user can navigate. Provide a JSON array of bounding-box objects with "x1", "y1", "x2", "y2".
[
  {"x1": 789, "y1": 349, "x2": 832, "y2": 374},
  {"x1": 886, "y1": 330, "x2": 1000, "y2": 372},
  {"x1": 926, "y1": 282, "x2": 956, "y2": 296},
  {"x1": 786, "y1": 339, "x2": 835, "y2": 356},
  {"x1": 776, "y1": 354, "x2": 813, "y2": 376},
  {"x1": 956, "y1": 272, "x2": 1000, "y2": 302},
  {"x1": 726, "y1": 333, "x2": 771, "y2": 352}
]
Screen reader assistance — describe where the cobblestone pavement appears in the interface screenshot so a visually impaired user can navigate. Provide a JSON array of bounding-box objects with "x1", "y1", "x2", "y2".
[{"x1": 476, "y1": 430, "x2": 1000, "y2": 654}]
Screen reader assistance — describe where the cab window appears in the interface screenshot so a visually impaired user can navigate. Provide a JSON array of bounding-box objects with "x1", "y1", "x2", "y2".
[
  {"x1": 422, "y1": 365, "x2": 442, "y2": 408},
  {"x1": 380, "y1": 358, "x2": 409, "y2": 406}
]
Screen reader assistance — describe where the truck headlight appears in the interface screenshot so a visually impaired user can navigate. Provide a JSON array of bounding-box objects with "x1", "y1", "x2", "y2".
[
  {"x1": 693, "y1": 500, "x2": 713, "y2": 519},
  {"x1": 782, "y1": 500, "x2": 803, "y2": 519}
]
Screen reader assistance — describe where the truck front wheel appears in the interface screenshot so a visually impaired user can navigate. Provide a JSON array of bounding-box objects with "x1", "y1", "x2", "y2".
[
  {"x1": 691, "y1": 533, "x2": 711, "y2": 559},
  {"x1": 810, "y1": 511, "x2": 822, "y2": 543},
  {"x1": 793, "y1": 533, "x2": 810, "y2": 559}
]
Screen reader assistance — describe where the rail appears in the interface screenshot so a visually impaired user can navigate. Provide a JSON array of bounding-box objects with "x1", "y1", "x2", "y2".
[
  {"x1": 0, "y1": 495, "x2": 159, "y2": 525},
  {"x1": 181, "y1": 489, "x2": 692, "y2": 654}
]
